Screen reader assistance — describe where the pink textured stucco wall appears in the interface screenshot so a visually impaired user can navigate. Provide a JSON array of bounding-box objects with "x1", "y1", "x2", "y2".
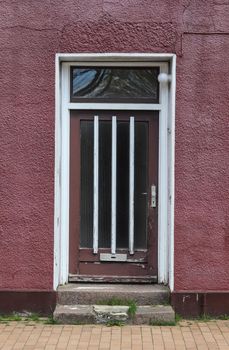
[
  {"x1": 175, "y1": 34, "x2": 229, "y2": 290},
  {"x1": 0, "y1": 0, "x2": 228, "y2": 291}
]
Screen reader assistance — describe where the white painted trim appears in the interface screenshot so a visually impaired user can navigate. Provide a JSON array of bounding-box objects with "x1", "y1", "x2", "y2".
[
  {"x1": 93, "y1": 116, "x2": 99, "y2": 254},
  {"x1": 59, "y1": 63, "x2": 70, "y2": 285},
  {"x1": 111, "y1": 116, "x2": 117, "y2": 255},
  {"x1": 57, "y1": 53, "x2": 175, "y2": 62},
  {"x1": 67, "y1": 103, "x2": 162, "y2": 111},
  {"x1": 54, "y1": 53, "x2": 176, "y2": 290},
  {"x1": 129, "y1": 117, "x2": 135, "y2": 255},
  {"x1": 158, "y1": 63, "x2": 169, "y2": 284},
  {"x1": 168, "y1": 56, "x2": 176, "y2": 292},
  {"x1": 66, "y1": 61, "x2": 166, "y2": 67},
  {"x1": 53, "y1": 55, "x2": 61, "y2": 289}
]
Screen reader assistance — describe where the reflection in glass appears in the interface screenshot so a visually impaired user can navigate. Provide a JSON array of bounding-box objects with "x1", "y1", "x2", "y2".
[
  {"x1": 80, "y1": 121, "x2": 93, "y2": 247},
  {"x1": 72, "y1": 67, "x2": 159, "y2": 102}
]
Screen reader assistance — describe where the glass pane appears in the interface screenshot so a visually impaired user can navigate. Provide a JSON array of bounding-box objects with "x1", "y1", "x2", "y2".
[
  {"x1": 98, "y1": 122, "x2": 111, "y2": 248},
  {"x1": 80, "y1": 121, "x2": 93, "y2": 247},
  {"x1": 134, "y1": 122, "x2": 148, "y2": 249},
  {"x1": 80, "y1": 118, "x2": 148, "y2": 250},
  {"x1": 71, "y1": 67, "x2": 159, "y2": 102},
  {"x1": 116, "y1": 122, "x2": 129, "y2": 248},
  {"x1": 116, "y1": 121, "x2": 148, "y2": 249},
  {"x1": 80, "y1": 121, "x2": 112, "y2": 248}
]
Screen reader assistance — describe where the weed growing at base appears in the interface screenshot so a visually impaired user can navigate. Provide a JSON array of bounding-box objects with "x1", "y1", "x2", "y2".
[{"x1": 96, "y1": 297, "x2": 137, "y2": 317}]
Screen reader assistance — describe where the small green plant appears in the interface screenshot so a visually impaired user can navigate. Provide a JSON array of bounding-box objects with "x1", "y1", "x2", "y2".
[
  {"x1": 96, "y1": 297, "x2": 137, "y2": 317},
  {"x1": 149, "y1": 320, "x2": 176, "y2": 326},
  {"x1": 128, "y1": 302, "x2": 137, "y2": 317},
  {"x1": 106, "y1": 320, "x2": 124, "y2": 327},
  {"x1": 0, "y1": 314, "x2": 22, "y2": 322},
  {"x1": 0, "y1": 313, "x2": 59, "y2": 325},
  {"x1": 175, "y1": 313, "x2": 182, "y2": 323},
  {"x1": 43, "y1": 316, "x2": 58, "y2": 325},
  {"x1": 175, "y1": 313, "x2": 229, "y2": 323},
  {"x1": 24, "y1": 313, "x2": 40, "y2": 322},
  {"x1": 196, "y1": 314, "x2": 212, "y2": 322},
  {"x1": 195, "y1": 314, "x2": 229, "y2": 322},
  {"x1": 217, "y1": 314, "x2": 229, "y2": 320}
]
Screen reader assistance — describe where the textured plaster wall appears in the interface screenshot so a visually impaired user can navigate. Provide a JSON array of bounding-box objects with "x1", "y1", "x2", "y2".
[
  {"x1": 176, "y1": 35, "x2": 229, "y2": 290},
  {"x1": 0, "y1": 0, "x2": 228, "y2": 291}
]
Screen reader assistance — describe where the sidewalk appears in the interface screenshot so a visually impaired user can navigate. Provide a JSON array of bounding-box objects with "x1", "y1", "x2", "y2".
[{"x1": 0, "y1": 320, "x2": 228, "y2": 350}]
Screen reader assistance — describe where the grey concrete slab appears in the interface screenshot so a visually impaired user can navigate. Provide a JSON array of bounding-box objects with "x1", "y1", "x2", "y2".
[
  {"x1": 134, "y1": 305, "x2": 175, "y2": 325},
  {"x1": 53, "y1": 305, "x2": 95, "y2": 324},
  {"x1": 53, "y1": 304, "x2": 175, "y2": 325},
  {"x1": 57, "y1": 283, "x2": 170, "y2": 305}
]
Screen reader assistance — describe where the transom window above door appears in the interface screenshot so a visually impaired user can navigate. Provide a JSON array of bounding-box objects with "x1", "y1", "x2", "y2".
[{"x1": 70, "y1": 67, "x2": 160, "y2": 103}]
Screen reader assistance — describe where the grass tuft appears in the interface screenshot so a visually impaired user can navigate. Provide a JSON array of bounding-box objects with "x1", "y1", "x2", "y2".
[
  {"x1": 196, "y1": 314, "x2": 214, "y2": 322},
  {"x1": 106, "y1": 320, "x2": 124, "y2": 327},
  {"x1": 96, "y1": 297, "x2": 137, "y2": 317},
  {"x1": 0, "y1": 313, "x2": 59, "y2": 325},
  {"x1": 175, "y1": 313, "x2": 182, "y2": 323},
  {"x1": 174, "y1": 313, "x2": 229, "y2": 323},
  {"x1": 128, "y1": 302, "x2": 137, "y2": 317},
  {"x1": 0, "y1": 314, "x2": 22, "y2": 322},
  {"x1": 217, "y1": 314, "x2": 229, "y2": 320},
  {"x1": 24, "y1": 313, "x2": 40, "y2": 322},
  {"x1": 149, "y1": 320, "x2": 176, "y2": 326}
]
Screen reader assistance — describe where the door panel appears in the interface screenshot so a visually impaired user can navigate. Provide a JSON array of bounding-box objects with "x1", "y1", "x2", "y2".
[
  {"x1": 69, "y1": 110, "x2": 159, "y2": 281},
  {"x1": 79, "y1": 249, "x2": 147, "y2": 262},
  {"x1": 79, "y1": 262, "x2": 150, "y2": 276}
]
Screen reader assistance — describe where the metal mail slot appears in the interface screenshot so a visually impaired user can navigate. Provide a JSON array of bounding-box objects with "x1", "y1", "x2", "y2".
[{"x1": 100, "y1": 253, "x2": 127, "y2": 262}]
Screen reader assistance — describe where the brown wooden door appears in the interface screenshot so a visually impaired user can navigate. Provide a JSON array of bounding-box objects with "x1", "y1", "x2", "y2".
[{"x1": 69, "y1": 110, "x2": 159, "y2": 283}]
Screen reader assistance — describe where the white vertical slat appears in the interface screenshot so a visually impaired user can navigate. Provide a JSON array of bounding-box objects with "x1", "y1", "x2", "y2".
[
  {"x1": 129, "y1": 117, "x2": 135, "y2": 255},
  {"x1": 168, "y1": 55, "x2": 176, "y2": 291},
  {"x1": 158, "y1": 63, "x2": 169, "y2": 283},
  {"x1": 59, "y1": 62, "x2": 70, "y2": 285},
  {"x1": 93, "y1": 116, "x2": 99, "y2": 254},
  {"x1": 111, "y1": 116, "x2": 117, "y2": 255}
]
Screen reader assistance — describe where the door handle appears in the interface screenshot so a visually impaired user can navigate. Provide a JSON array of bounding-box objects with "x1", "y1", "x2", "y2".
[{"x1": 151, "y1": 185, "x2": 156, "y2": 208}]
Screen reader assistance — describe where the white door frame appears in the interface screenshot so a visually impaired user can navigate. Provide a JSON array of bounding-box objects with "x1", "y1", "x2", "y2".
[{"x1": 54, "y1": 53, "x2": 176, "y2": 290}]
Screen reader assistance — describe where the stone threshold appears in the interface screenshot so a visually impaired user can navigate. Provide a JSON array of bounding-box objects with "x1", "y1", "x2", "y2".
[
  {"x1": 57, "y1": 283, "x2": 170, "y2": 305},
  {"x1": 54, "y1": 304, "x2": 175, "y2": 325}
]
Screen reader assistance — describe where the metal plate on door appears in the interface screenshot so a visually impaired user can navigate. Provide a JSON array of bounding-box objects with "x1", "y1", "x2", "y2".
[
  {"x1": 151, "y1": 185, "x2": 157, "y2": 208},
  {"x1": 100, "y1": 253, "x2": 127, "y2": 262}
]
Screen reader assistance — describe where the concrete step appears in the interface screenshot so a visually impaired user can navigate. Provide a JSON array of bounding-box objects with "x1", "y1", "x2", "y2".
[
  {"x1": 54, "y1": 304, "x2": 175, "y2": 325},
  {"x1": 57, "y1": 283, "x2": 170, "y2": 306}
]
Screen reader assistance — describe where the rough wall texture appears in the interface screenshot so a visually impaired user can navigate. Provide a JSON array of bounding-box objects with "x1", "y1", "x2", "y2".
[
  {"x1": 0, "y1": 0, "x2": 228, "y2": 291},
  {"x1": 176, "y1": 34, "x2": 229, "y2": 290}
]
